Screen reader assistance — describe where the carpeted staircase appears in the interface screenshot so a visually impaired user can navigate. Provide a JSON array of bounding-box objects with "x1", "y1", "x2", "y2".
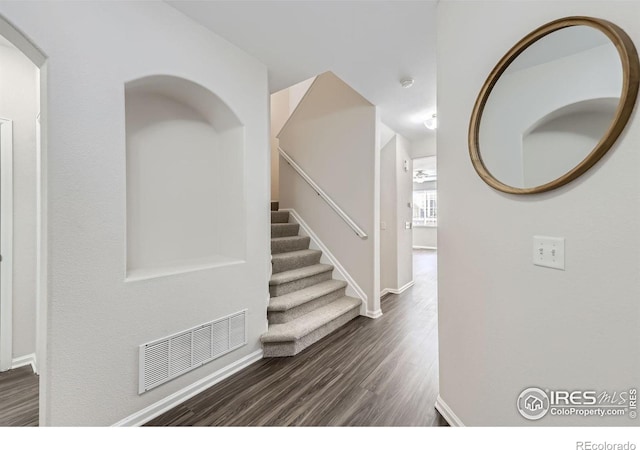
[{"x1": 261, "y1": 209, "x2": 361, "y2": 357}]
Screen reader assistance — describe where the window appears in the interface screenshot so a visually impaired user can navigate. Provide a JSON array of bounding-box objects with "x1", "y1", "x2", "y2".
[{"x1": 413, "y1": 190, "x2": 437, "y2": 227}]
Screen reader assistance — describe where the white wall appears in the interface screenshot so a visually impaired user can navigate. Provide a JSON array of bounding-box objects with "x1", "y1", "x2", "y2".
[
  {"x1": 380, "y1": 134, "x2": 414, "y2": 293},
  {"x1": 270, "y1": 88, "x2": 289, "y2": 201},
  {"x1": 413, "y1": 227, "x2": 437, "y2": 249},
  {"x1": 278, "y1": 72, "x2": 380, "y2": 315},
  {"x1": 395, "y1": 134, "x2": 413, "y2": 289},
  {"x1": 0, "y1": 1, "x2": 269, "y2": 426},
  {"x1": 288, "y1": 77, "x2": 315, "y2": 115},
  {"x1": 270, "y1": 77, "x2": 314, "y2": 202},
  {"x1": 378, "y1": 120, "x2": 396, "y2": 150},
  {"x1": 0, "y1": 43, "x2": 38, "y2": 362},
  {"x1": 380, "y1": 137, "x2": 398, "y2": 291},
  {"x1": 438, "y1": 1, "x2": 640, "y2": 426}
]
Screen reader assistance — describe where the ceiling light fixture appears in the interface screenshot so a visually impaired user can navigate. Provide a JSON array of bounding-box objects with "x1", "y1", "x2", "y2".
[
  {"x1": 413, "y1": 170, "x2": 436, "y2": 183},
  {"x1": 400, "y1": 78, "x2": 414, "y2": 88},
  {"x1": 424, "y1": 113, "x2": 437, "y2": 130}
]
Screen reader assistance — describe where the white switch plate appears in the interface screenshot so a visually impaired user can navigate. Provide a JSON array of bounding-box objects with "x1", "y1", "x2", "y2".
[
  {"x1": 533, "y1": 236, "x2": 565, "y2": 270},
  {"x1": 381, "y1": 221, "x2": 387, "y2": 230},
  {"x1": 405, "y1": 221, "x2": 412, "y2": 230}
]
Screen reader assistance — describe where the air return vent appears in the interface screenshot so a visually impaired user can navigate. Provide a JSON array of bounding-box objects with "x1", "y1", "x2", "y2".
[{"x1": 139, "y1": 310, "x2": 247, "y2": 394}]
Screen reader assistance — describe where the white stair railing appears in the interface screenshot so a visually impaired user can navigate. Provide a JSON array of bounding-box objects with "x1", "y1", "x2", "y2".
[{"x1": 279, "y1": 147, "x2": 368, "y2": 239}]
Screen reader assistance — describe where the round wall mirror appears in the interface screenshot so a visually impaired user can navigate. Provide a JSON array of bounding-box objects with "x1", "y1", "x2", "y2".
[{"x1": 469, "y1": 17, "x2": 639, "y2": 194}]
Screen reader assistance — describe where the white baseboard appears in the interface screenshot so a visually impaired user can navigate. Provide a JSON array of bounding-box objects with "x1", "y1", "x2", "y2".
[
  {"x1": 380, "y1": 280, "x2": 415, "y2": 297},
  {"x1": 12, "y1": 353, "x2": 36, "y2": 373},
  {"x1": 112, "y1": 349, "x2": 263, "y2": 426},
  {"x1": 413, "y1": 246, "x2": 437, "y2": 250},
  {"x1": 365, "y1": 309, "x2": 383, "y2": 319},
  {"x1": 284, "y1": 209, "x2": 369, "y2": 312},
  {"x1": 435, "y1": 395, "x2": 465, "y2": 427}
]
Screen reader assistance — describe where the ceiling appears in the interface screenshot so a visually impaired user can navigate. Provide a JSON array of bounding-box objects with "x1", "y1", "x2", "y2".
[
  {"x1": 414, "y1": 155, "x2": 436, "y2": 175},
  {"x1": 507, "y1": 25, "x2": 612, "y2": 73},
  {"x1": 168, "y1": 0, "x2": 437, "y2": 141}
]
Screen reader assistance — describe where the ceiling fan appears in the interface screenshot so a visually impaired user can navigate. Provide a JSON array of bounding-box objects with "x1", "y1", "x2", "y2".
[{"x1": 413, "y1": 170, "x2": 436, "y2": 183}]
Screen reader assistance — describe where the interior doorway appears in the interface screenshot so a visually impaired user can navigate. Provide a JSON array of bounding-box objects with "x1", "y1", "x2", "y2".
[
  {"x1": 0, "y1": 21, "x2": 46, "y2": 427},
  {"x1": 412, "y1": 156, "x2": 437, "y2": 251},
  {"x1": 0, "y1": 117, "x2": 14, "y2": 372}
]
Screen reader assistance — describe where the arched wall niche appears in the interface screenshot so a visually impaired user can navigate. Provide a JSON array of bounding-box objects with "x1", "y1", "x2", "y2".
[
  {"x1": 522, "y1": 97, "x2": 618, "y2": 187},
  {"x1": 125, "y1": 75, "x2": 246, "y2": 280}
]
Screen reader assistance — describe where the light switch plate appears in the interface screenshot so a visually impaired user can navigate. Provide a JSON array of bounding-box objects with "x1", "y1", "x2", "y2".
[
  {"x1": 405, "y1": 221, "x2": 412, "y2": 230},
  {"x1": 533, "y1": 236, "x2": 565, "y2": 270},
  {"x1": 381, "y1": 221, "x2": 387, "y2": 230}
]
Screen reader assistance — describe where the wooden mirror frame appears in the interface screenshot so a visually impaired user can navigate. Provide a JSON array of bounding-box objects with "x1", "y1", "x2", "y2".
[{"x1": 469, "y1": 16, "x2": 640, "y2": 194}]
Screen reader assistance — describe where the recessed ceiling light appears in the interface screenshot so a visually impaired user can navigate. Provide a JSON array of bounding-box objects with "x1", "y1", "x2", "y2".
[
  {"x1": 424, "y1": 113, "x2": 437, "y2": 130},
  {"x1": 400, "y1": 78, "x2": 414, "y2": 88}
]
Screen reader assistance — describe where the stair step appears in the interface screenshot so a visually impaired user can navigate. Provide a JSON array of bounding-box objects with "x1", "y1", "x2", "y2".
[
  {"x1": 261, "y1": 296, "x2": 361, "y2": 357},
  {"x1": 271, "y1": 223, "x2": 299, "y2": 238},
  {"x1": 265, "y1": 206, "x2": 360, "y2": 357},
  {"x1": 271, "y1": 236, "x2": 310, "y2": 254},
  {"x1": 271, "y1": 249, "x2": 322, "y2": 274},
  {"x1": 262, "y1": 296, "x2": 360, "y2": 342},
  {"x1": 269, "y1": 263, "x2": 333, "y2": 297},
  {"x1": 268, "y1": 279, "x2": 348, "y2": 324},
  {"x1": 271, "y1": 211, "x2": 290, "y2": 224},
  {"x1": 269, "y1": 279, "x2": 348, "y2": 312}
]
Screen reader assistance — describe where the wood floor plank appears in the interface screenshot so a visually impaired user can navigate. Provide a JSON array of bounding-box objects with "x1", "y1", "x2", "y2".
[
  {"x1": 0, "y1": 366, "x2": 38, "y2": 426},
  {"x1": 147, "y1": 250, "x2": 445, "y2": 427}
]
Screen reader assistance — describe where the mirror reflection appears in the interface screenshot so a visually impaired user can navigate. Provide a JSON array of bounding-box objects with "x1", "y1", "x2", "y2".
[{"x1": 479, "y1": 25, "x2": 622, "y2": 189}]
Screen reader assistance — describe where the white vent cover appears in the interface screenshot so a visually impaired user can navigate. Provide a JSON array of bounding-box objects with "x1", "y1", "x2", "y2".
[{"x1": 139, "y1": 310, "x2": 247, "y2": 394}]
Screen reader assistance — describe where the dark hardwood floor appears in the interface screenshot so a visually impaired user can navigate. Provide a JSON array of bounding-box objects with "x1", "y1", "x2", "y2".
[
  {"x1": 0, "y1": 251, "x2": 441, "y2": 427},
  {"x1": 0, "y1": 365, "x2": 38, "y2": 426},
  {"x1": 148, "y1": 249, "x2": 444, "y2": 426}
]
